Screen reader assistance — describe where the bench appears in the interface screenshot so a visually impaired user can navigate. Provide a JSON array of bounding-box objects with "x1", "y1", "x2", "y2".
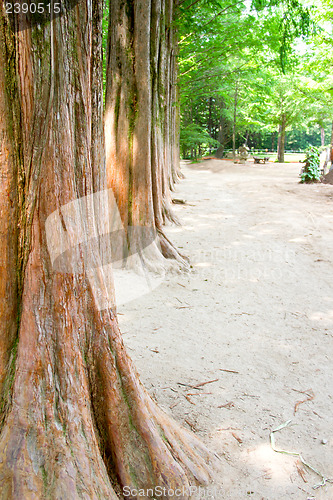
[{"x1": 253, "y1": 156, "x2": 270, "y2": 164}]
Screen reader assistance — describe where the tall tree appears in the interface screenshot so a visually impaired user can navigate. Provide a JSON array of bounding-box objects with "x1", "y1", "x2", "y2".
[
  {"x1": 105, "y1": 0, "x2": 187, "y2": 272},
  {"x1": 0, "y1": 3, "x2": 212, "y2": 497}
]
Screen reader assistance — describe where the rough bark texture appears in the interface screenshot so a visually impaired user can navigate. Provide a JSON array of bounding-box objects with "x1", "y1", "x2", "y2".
[
  {"x1": 105, "y1": 0, "x2": 187, "y2": 272},
  {"x1": 322, "y1": 121, "x2": 333, "y2": 174},
  {"x1": 0, "y1": 4, "x2": 213, "y2": 498}
]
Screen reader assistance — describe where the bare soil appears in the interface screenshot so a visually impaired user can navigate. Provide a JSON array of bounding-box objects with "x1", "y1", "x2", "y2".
[{"x1": 119, "y1": 159, "x2": 333, "y2": 500}]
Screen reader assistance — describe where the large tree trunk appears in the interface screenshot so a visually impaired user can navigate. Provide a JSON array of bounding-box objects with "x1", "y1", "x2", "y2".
[
  {"x1": 323, "y1": 121, "x2": 333, "y2": 174},
  {"x1": 271, "y1": 131, "x2": 277, "y2": 152},
  {"x1": 208, "y1": 97, "x2": 213, "y2": 152},
  {"x1": 277, "y1": 113, "x2": 287, "y2": 163},
  {"x1": 0, "y1": 5, "x2": 213, "y2": 498},
  {"x1": 105, "y1": 0, "x2": 187, "y2": 272}
]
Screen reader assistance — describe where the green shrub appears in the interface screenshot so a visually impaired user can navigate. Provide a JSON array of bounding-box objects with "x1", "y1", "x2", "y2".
[{"x1": 300, "y1": 146, "x2": 321, "y2": 183}]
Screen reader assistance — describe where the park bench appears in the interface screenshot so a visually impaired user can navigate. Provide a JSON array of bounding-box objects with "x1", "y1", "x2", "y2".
[{"x1": 253, "y1": 156, "x2": 270, "y2": 164}]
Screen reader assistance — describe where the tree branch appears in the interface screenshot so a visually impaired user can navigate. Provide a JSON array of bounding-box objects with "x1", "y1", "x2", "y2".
[{"x1": 179, "y1": 0, "x2": 245, "y2": 44}]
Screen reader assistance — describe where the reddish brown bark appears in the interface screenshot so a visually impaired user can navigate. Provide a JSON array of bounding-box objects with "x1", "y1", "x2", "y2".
[
  {"x1": 0, "y1": 3, "x2": 213, "y2": 498},
  {"x1": 105, "y1": 0, "x2": 187, "y2": 270}
]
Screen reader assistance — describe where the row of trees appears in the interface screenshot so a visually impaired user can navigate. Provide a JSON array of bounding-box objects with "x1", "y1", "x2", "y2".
[
  {"x1": 2, "y1": 0, "x2": 331, "y2": 496},
  {"x1": 178, "y1": 0, "x2": 333, "y2": 162},
  {"x1": 105, "y1": 0, "x2": 188, "y2": 270},
  {"x1": 0, "y1": 1, "x2": 211, "y2": 497}
]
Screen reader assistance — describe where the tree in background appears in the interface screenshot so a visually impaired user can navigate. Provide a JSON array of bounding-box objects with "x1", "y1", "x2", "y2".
[
  {"x1": 178, "y1": 0, "x2": 316, "y2": 160},
  {"x1": 105, "y1": 0, "x2": 187, "y2": 272}
]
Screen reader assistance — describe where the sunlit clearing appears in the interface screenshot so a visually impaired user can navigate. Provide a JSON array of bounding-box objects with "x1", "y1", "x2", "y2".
[
  {"x1": 166, "y1": 227, "x2": 185, "y2": 234},
  {"x1": 289, "y1": 237, "x2": 307, "y2": 243},
  {"x1": 244, "y1": 443, "x2": 295, "y2": 480},
  {"x1": 309, "y1": 310, "x2": 333, "y2": 323}
]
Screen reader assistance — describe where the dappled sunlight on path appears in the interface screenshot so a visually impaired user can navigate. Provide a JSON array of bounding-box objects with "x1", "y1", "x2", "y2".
[{"x1": 119, "y1": 159, "x2": 333, "y2": 499}]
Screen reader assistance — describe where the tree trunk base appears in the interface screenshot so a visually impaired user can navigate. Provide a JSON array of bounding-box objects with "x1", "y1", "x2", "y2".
[{"x1": 0, "y1": 297, "x2": 216, "y2": 499}]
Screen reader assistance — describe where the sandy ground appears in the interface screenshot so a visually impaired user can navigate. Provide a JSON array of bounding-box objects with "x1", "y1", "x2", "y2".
[{"x1": 118, "y1": 159, "x2": 333, "y2": 500}]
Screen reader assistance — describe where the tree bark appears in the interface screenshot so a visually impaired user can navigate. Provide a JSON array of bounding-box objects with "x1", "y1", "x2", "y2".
[
  {"x1": 105, "y1": 0, "x2": 187, "y2": 272},
  {"x1": 215, "y1": 98, "x2": 227, "y2": 159},
  {"x1": 271, "y1": 131, "x2": 276, "y2": 152},
  {"x1": 324, "y1": 120, "x2": 333, "y2": 174},
  {"x1": 277, "y1": 113, "x2": 287, "y2": 163},
  {"x1": 208, "y1": 97, "x2": 213, "y2": 153},
  {"x1": 0, "y1": 4, "x2": 213, "y2": 498}
]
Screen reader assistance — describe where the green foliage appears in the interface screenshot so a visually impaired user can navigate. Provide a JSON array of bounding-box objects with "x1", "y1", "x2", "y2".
[
  {"x1": 252, "y1": 0, "x2": 314, "y2": 72},
  {"x1": 180, "y1": 124, "x2": 219, "y2": 158},
  {"x1": 300, "y1": 145, "x2": 321, "y2": 182},
  {"x1": 178, "y1": 0, "x2": 319, "y2": 160}
]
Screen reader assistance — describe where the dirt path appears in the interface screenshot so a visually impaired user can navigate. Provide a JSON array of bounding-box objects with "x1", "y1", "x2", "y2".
[{"x1": 118, "y1": 159, "x2": 333, "y2": 499}]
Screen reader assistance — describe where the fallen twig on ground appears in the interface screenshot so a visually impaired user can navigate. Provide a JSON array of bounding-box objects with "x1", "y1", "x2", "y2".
[
  {"x1": 231, "y1": 432, "x2": 243, "y2": 444},
  {"x1": 219, "y1": 368, "x2": 239, "y2": 374},
  {"x1": 218, "y1": 401, "x2": 235, "y2": 409},
  {"x1": 186, "y1": 392, "x2": 212, "y2": 396},
  {"x1": 193, "y1": 378, "x2": 219, "y2": 389},
  {"x1": 296, "y1": 460, "x2": 308, "y2": 483},
  {"x1": 184, "y1": 419, "x2": 197, "y2": 431},
  {"x1": 184, "y1": 394, "x2": 195, "y2": 405},
  {"x1": 292, "y1": 388, "x2": 315, "y2": 414},
  {"x1": 217, "y1": 426, "x2": 240, "y2": 431},
  {"x1": 270, "y1": 420, "x2": 333, "y2": 490},
  {"x1": 177, "y1": 382, "x2": 201, "y2": 390}
]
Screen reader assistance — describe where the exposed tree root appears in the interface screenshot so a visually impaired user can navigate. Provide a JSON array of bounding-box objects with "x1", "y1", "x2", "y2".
[
  {"x1": 162, "y1": 198, "x2": 181, "y2": 226},
  {"x1": 0, "y1": 1, "x2": 214, "y2": 497},
  {"x1": 0, "y1": 259, "x2": 214, "y2": 499},
  {"x1": 157, "y1": 228, "x2": 190, "y2": 272}
]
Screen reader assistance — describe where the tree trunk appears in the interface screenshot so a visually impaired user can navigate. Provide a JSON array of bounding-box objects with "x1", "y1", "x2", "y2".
[
  {"x1": 330, "y1": 121, "x2": 333, "y2": 164},
  {"x1": 271, "y1": 131, "x2": 276, "y2": 152},
  {"x1": 323, "y1": 147, "x2": 330, "y2": 175},
  {"x1": 105, "y1": 0, "x2": 186, "y2": 272},
  {"x1": 0, "y1": 5, "x2": 213, "y2": 498},
  {"x1": 208, "y1": 97, "x2": 213, "y2": 153},
  {"x1": 277, "y1": 113, "x2": 287, "y2": 163},
  {"x1": 324, "y1": 120, "x2": 333, "y2": 174},
  {"x1": 232, "y1": 82, "x2": 238, "y2": 160}
]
